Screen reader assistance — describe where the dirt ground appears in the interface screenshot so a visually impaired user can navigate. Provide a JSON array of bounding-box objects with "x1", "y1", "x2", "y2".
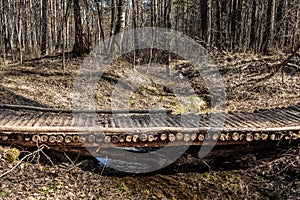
[{"x1": 0, "y1": 52, "x2": 299, "y2": 199}]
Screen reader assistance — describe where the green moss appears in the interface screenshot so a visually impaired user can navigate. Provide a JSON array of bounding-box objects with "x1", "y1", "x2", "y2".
[
  {"x1": 119, "y1": 182, "x2": 128, "y2": 192},
  {"x1": 143, "y1": 189, "x2": 150, "y2": 195},
  {"x1": 0, "y1": 188, "x2": 11, "y2": 198},
  {"x1": 94, "y1": 93, "x2": 103, "y2": 101},
  {"x1": 38, "y1": 182, "x2": 59, "y2": 196},
  {"x1": 4, "y1": 148, "x2": 20, "y2": 163}
]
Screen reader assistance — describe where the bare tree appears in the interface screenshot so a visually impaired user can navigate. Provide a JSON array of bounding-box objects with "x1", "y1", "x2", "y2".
[
  {"x1": 262, "y1": 0, "x2": 275, "y2": 54},
  {"x1": 41, "y1": 0, "x2": 48, "y2": 55},
  {"x1": 72, "y1": 0, "x2": 89, "y2": 56}
]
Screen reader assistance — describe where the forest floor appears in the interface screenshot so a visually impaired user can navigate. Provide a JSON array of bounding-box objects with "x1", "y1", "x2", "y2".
[{"x1": 0, "y1": 52, "x2": 299, "y2": 199}]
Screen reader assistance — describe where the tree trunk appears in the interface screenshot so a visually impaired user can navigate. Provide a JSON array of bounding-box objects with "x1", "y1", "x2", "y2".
[
  {"x1": 262, "y1": 0, "x2": 274, "y2": 54},
  {"x1": 275, "y1": 0, "x2": 284, "y2": 49},
  {"x1": 114, "y1": 0, "x2": 125, "y2": 35},
  {"x1": 17, "y1": 0, "x2": 23, "y2": 63},
  {"x1": 201, "y1": 0, "x2": 208, "y2": 43},
  {"x1": 249, "y1": 0, "x2": 257, "y2": 51},
  {"x1": 55, "y1": 0, "x2": 71, "y2": 50},
  {"x1": 216, "y1": 0, "x2": 222, "y2": 49},
  {"x1": 1, "y1": 0, "x2": 9, "y2": 60},
  {"x1": 41, "y1": 0, "x2": 48, "y2": 55},
  {"x1": 72, "y1": 0, "x2": 88, "y2": 56},
  {"x1": 236, "y1": 0, "x2": 243, "y2": 49},
  {"x1": 96, "y1": 0, "x2": 105, "y2": 47},
  {"x1": 207, "y1": 0, "x2": 212, "y2": 48},
  {"x1": 107, "y1": 0, "x2": 116, "y2": 52}
]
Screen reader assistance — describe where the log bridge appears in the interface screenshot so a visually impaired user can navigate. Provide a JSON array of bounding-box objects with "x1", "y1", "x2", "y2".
[{"x1": 0, "y1": 104, "x2": 299, "y2": 157}]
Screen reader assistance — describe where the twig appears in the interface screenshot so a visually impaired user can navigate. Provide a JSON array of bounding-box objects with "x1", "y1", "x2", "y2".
[
  {"x1": 41, "y1": 150, "x2": 54, "y2": 166},
  {"x1": 0, "y1": 145, "x2": 47, "y2": 178},
  {"x1": 63, "y1": 160, "x2": 85, "y2": 172},
  {"x1": 278, "y1": 161, "x2": 294, "y2": 174},
  {"x1": 268, "y1": 44, "x2": 300, "y2": 76},
  {"x1": 99, "y1": 156, "x2": 108, "y2": 177},
  {"x1": 64, "y1": 152, "x2": 74, "y2": 165},
  {"x1": 287, "y1": 62, "x2": 300, "y2": 70},
  {"x1": 202, "y1": 160, "x2": 211, "y2": 171}
]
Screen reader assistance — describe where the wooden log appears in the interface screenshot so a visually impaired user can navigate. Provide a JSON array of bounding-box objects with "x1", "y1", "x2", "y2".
[
  {"x1": 126, "y1": 135, "x2": 132, "y2": 142},
  {"x1": 51, "y1": 141, "x2": 280, "y2": 157},
  {"x1": 65, "y1": 135, "x2": 72, "y2": 143},
  {"x1": 132, "y1": 135, "x2": 139, "y2": 142},
  {"x1": 105, "y1": 136, "x2": 111, "y2": 143},
  {"x1": 1, "y1": 125, "x2": 300, "y2": 134},
  {"x1": 0, "y1": 103, "x2": 172, "y2": 114},
  {"x1": 2, "y1": 135, "x2": 8, "y2": 141},
  {"x1": 198, "y1": 134, "x2": 205, "y2": 141},
  {"x1": 261, "y1": 133, "x2": 268, "y2": 140},
  {"x1": 183, "y1": 134, "x2": 190, "y2": 142},
  {"x1": 32, "y1": 135, "x2": 40, "y2": 143},
  {"x1": 24, "y1": 135, "x2": 31, "y2": 141},
  {"x1": 80, "y1": 135, "x2": 87, "y2": 142},
  {"x1": 270, "y1": 133, "x2": 276, "y2": 141},
  {"x1": 49, "y1": 135, "x2": 56, "y2": 143},
  {"x1": 16, "y1": 134, "x2": 23, "y2": 141},
  {"x1": 95, "y1": 133, "x2": 105, "y2": 142},
  {"x1": 118, "y1": 135, "x2": 125, "y2": 142},
  {"x1": 254, "y1": 133, "x2": 261, "y2": 141},
  {"x1": 160, "y1": 133, "x2": 167, "y2": 141},
  {"x1": 246, "y1": 133, "x2": 253, "y2": 142},
  {"x1": 87, "y1": 135, "x2": 96, "y2": 143},
  {"x1": 191, "y1": 133, "x2": 197, "y2": 141},
  {"x1": 291, "y1": 132, "x2": 298, "y2": 140},
  {"x1": 169, "y1": 134, "x2": 176, "y2": 142},
  {"x1": 232, "y1": 132, "x2": 239, "y2": 141},
  {"x1": 111, "y1": 135, "x2": 119, "y2": 143},
  {"x1": 140, "y1": 134, "x2": 148, "y2": 142},
  {"x1": 176, "y1": 133, "x2": 183, "y2": 140},
  {"x1": 239, "y1": 133, "x2": 245, "y2": 140},
  {"x1": 56, "y1": 135, "x2": 64, "y2": 143},
  {"x1": 225, "y1": 133, "x2": 231, "y2": 140},
  {"x1": 212, "y1": 134, "x2": 219, "y2": 141},
  {"x1": 148, "y1": 134, "x2": 154, "y2": 142},
  {"x1": 41, "y1": 135, "x2": 48, "y2": 142},
  {"x1": 2, "y1": 138, "x2": 251, "y2": 149},
  {"x1": 73, "y1": 135, "x2": 80, "y2": 143},
  {"x1": 220, "y1": 134, "x2": 226, "y2": 141}
]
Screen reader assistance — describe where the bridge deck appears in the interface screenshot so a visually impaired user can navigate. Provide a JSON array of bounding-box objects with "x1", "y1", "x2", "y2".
[{"x1": 0, "y1": 104, "x2": 299, "y2": 154}]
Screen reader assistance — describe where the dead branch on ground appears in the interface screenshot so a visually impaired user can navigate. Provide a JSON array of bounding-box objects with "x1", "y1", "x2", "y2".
[{"x1": 0, "y1": 144, "x2": 50, "y2": 178}]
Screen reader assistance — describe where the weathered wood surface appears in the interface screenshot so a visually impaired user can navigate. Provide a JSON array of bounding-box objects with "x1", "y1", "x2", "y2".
[{"x1": 0, "y1": 103, "x2": 299, "y2": 155}]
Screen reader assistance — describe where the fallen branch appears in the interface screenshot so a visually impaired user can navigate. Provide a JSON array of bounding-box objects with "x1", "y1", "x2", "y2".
[
  {"x1": 0, "y1": 103, "x2": 172, "y2": 114},
  {"x1": 0, "y1": 145, "x2": 49, "y2": 178},
  {"x1": 250, "y1": 42, "x2": 300, "y2": 89},
  {"x1": 287, "y1": 63, "x2": 300, "y2": 70}
]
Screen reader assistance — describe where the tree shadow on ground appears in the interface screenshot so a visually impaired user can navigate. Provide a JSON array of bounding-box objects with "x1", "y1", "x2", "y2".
[{"x1": 0, "y1": 85, "x2": 47, "y2": 107}]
